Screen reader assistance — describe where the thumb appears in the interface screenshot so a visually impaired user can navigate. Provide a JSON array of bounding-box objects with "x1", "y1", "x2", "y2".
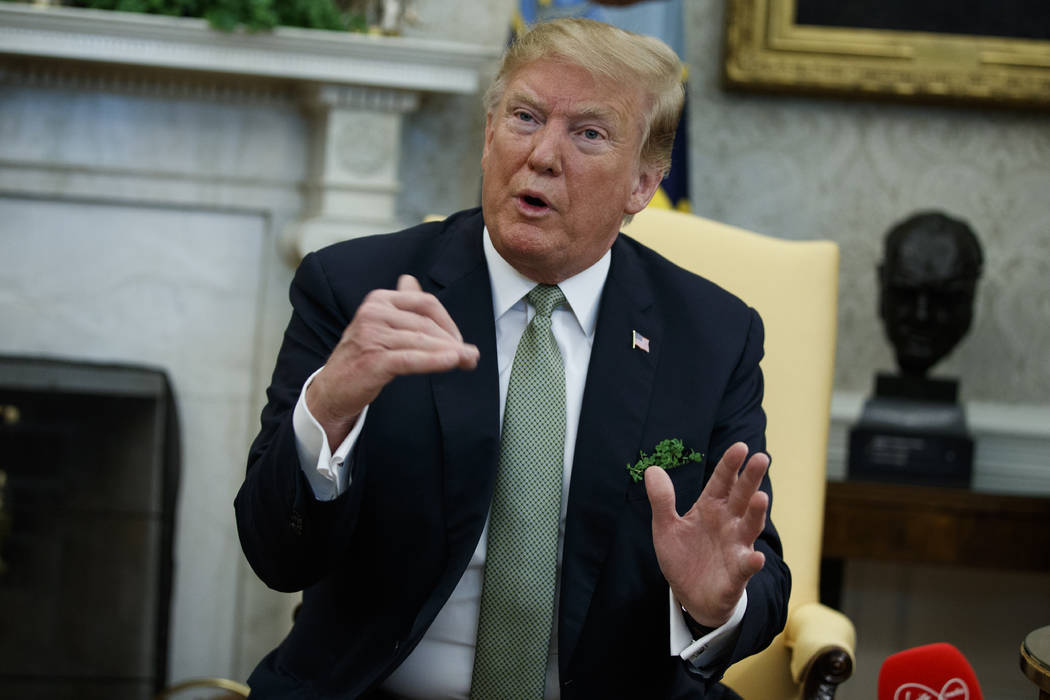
[
  {"x1": 644, "y1": 466, "x2": 678, "y2": 530},
  {"x1": 397, "y1": 274, "x2": 422, "y2": 292}
]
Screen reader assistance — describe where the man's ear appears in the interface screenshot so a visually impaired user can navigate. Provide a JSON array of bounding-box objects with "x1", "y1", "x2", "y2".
[
  {"x1": 625, "y1": 162, "x2": 665, "y2": 215},
  {"x1": 480, "y1": 112, "x2": 495, "y2": 171}
]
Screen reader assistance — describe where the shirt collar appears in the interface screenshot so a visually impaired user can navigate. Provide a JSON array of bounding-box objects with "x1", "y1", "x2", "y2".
[{"x1": 482, "y1": 226, "x2": 610, "y2": 338}]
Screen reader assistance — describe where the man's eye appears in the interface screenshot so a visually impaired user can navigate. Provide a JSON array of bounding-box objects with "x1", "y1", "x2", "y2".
[
  {"x1": 516, "y1": 111, "x2": 534, "y2": 123},
  {"x1": 583, "y1": 129, "x2": 601, "y2": 140}
]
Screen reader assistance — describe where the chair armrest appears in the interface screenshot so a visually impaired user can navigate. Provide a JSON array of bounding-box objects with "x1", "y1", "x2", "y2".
[
  {"x1": 785, "y1": 602, "x2": 856, "y2": 699},
  {"x1": 155, "y1": 678, "x2": 251, "y2": 699}
]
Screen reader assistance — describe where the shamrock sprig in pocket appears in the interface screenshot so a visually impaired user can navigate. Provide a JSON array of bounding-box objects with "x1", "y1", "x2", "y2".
[{"x1": 626, "y1": 438, "x2": 704, "y2": 483}]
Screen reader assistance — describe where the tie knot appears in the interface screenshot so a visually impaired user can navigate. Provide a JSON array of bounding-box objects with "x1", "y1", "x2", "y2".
[{"x1": 527, "y1": 284, "x2": 566, "y2": 319}]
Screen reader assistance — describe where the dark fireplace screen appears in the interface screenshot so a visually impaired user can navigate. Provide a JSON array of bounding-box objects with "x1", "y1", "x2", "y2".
[{"x1": 0, "y1": 356, "x2": 178, "y2": 699}]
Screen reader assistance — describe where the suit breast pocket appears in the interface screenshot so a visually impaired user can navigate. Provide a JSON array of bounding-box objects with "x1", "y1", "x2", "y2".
[{"x1": 624, "y1": 460, "x2": 707, "y2": 504}]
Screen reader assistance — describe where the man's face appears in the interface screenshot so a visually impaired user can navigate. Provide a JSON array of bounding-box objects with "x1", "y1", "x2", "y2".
[
  {"x1": 481, "y1": 58, "x2": 663, "y2": 284},
  {"x1": 879, "y1": 230, "x2": 980, "y2": 375}
]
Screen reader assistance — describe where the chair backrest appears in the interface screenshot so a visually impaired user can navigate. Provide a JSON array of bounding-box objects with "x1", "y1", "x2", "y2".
[{"x1": 622, "y1": 207, "x2": 839, "y2": 613}]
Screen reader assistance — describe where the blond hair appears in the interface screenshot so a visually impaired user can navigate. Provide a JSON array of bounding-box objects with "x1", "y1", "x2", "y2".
[{"x1": 485, "y1": 18, "x2": 684, "y2": 176}]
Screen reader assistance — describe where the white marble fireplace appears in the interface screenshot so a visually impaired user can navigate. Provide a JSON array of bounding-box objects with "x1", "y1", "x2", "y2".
[{"x1": 0, "y1": 3, "x2": 498, "y2": 686}]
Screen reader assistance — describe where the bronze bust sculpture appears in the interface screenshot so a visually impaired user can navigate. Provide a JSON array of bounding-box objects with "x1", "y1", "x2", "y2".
[
  {"x1": 849, "y1": 211, "x2": 982, "y2": 486},
  {"x1": 878, "y1": 212, "x2": 983, "y2": 377}
]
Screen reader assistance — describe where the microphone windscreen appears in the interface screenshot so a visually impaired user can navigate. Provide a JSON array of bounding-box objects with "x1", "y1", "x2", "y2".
[{"x1": 877, "y1": 642, "x2": 982, "y2": 700}]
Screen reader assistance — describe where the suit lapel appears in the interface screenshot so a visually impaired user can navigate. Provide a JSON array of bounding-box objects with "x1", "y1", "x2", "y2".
[
  {"x1": 409, "y1": 211, "x2": 502, "y2": 640},
  {"x1": 559, "y1": 236, "x2": 662, "y2": 669}
]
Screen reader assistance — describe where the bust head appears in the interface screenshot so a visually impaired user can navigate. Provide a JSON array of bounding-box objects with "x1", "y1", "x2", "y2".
[{"x1": 878, "y1": 212, "x2": 983, "y2": 376}]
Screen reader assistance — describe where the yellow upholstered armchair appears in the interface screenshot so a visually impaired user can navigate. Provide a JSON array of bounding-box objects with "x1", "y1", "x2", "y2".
[
  {"x1": 155, "y1": 677, "x2": 250, "y2": 698},
  {"x1": 623, "y1": 207, "x2": 855, "y2": 699}
]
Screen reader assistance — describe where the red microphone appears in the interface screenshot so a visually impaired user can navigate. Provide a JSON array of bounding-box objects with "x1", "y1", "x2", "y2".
[{"x1": 877, "y1": 642, "x2": 983, "y2": 700}]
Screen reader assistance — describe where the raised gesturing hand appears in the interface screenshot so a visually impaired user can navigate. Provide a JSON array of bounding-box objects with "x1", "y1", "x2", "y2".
[
  {"x1": 645, "y1": 442, "x2": 769, "y2": 628},
  {"x1": 306, "y1": 274, "x2": 480, "y2": 449}
]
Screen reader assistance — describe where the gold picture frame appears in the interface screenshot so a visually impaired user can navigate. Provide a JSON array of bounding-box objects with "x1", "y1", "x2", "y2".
[{"x1": 723, "y1": 0, "x2": 1050, "y2": 108}]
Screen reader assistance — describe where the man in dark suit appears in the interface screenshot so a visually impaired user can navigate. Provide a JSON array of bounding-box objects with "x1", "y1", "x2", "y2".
[{"x1": 236, "y1": 18, "x2": 789, "y2": 699}]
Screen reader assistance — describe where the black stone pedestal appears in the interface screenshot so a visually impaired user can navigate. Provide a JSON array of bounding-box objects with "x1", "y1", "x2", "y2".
[{"x1": 848, "y1": 373, "x2": 974, "y2": 487}]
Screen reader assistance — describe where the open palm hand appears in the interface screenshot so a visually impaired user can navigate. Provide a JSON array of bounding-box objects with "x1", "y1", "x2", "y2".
[{"x1": 645, "y1": 441, "x2": 769, "y2": 628}]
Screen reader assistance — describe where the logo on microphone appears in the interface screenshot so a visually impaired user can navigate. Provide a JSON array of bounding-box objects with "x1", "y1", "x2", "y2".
[{"x1": 894, "y1": 678, "x2": 970, "y2": 700}]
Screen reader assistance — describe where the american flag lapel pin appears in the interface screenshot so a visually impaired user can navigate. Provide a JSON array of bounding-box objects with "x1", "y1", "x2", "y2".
[{"x1": 632, "y1": 330, "x2": 650, "y2": 353}]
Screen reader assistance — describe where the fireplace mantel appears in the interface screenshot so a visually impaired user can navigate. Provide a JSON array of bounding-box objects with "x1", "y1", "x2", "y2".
[
  {"x1": 0, "y1": 4, "x2": 494, "y2": 94},
  {"x1": 0, "y1": 3, "x2": 499, "y2": 257}
]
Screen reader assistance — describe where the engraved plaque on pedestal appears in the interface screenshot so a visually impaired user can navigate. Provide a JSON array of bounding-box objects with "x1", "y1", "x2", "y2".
[{"x1": 848, "y1": 374, "x2": 974, "y2": 486}]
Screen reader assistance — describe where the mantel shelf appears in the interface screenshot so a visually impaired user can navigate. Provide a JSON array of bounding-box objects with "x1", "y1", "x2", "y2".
[{"x1": 0, "y1": 4, "x2": 499, "y2": 94}]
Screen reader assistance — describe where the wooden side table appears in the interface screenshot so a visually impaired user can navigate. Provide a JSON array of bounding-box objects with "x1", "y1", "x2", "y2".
[
  {"x1": 1021, "y1": 625, "x2": 1050, "y2": 700},
  {"x1": 823, "y1": 480, "x2": 1050, "y2": 570},
  {"x1": 819, "y1": 480, "x2": 1050, "y2": 609}
]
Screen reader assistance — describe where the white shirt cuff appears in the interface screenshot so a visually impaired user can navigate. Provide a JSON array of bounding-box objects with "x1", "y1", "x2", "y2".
[
  {"x1": 292, "y1": 367, "x2": 368, "y2": 501},
  {"x1": 669, "y1": 588, "x2": 748, "y2": 671}
]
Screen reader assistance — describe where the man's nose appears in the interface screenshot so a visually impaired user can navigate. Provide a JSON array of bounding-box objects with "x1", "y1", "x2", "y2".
[
  {"x1": 527, "y1": 126, "x2": 563, "y2": 175},
  {"x1": 914, "y1": 292, "x2": 929, "y2": 321}
]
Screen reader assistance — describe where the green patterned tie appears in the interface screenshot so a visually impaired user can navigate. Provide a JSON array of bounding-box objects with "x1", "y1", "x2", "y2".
[{"x1": 470, "y1": 284, "x2": 567, "y2": 700}]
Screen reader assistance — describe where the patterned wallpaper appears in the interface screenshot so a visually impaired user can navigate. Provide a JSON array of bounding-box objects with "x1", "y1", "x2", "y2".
[{"x1": 683, "y1": 0, "x2": 1050, "y2": 404}]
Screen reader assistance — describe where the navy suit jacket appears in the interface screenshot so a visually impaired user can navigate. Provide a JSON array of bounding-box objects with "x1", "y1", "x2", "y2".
[{"x1": 235, "y1": 208, "x2": 790, "y2": 699}]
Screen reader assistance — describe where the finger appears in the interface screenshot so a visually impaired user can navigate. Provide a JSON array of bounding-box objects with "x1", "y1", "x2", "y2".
[
  {"x1": 382, "y1": 347, "x2": 478, "y2": 377},
  {"x1": 452, "y1": 343, "x2": 481, "y2": 369},
  {"x1": 355, "y1": 287, "x2": 464, "y2": 346},
  {"x1": 371, "y1": 327, "x2": 480, "y2": 369},
  {"x1": 740, "y1": 549, "x2": 766, "y2": 580},
  {"x1": 728, "y1": 452, "x2": 769, "y2": 516},
  {"x1": 370, "y1": 325, "x2": 472, "y2": 354},
  {"x1": 740, "y1": 490, "x2": 769, "y2": 543},
  {"x1": 644, "y1": 466, "x2": 679, "y2": 531},
  {"x1": 392, "y1": 294, "x2": 464, "y2": 343},
  {"x1": 358, "y1": 303, "x2": 466, "y2": 351},
  {"x1": 369, "y1": 324, "x2": 479, "y2": 369},
  {"x1": 397, "y1": 274, "x2": 422, "y2": 292},
  {"x1": 386, "y1": 279, "x2": 463, "y2": 342},
  {"x1": 703, "y1": 442, "x2": 749, "y2": 501}
]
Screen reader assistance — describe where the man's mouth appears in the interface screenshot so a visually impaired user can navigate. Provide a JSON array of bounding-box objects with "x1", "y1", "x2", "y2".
[{"x1": 518, "y1": 192, "x2": 552, "y2": 211}]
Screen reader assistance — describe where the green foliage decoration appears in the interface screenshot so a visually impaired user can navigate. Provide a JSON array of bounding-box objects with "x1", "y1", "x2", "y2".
[
  {"x1": 13, "y1": 0, "x2": 369, "y2": 33},
  {"x1": 626, "y1": 438, "x2": 704, "y2": 483}
]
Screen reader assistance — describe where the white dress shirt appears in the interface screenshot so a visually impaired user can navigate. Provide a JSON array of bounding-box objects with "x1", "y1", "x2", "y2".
[{"x1": 291, "y1": 228, "x2": 745, "y2": 698}]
